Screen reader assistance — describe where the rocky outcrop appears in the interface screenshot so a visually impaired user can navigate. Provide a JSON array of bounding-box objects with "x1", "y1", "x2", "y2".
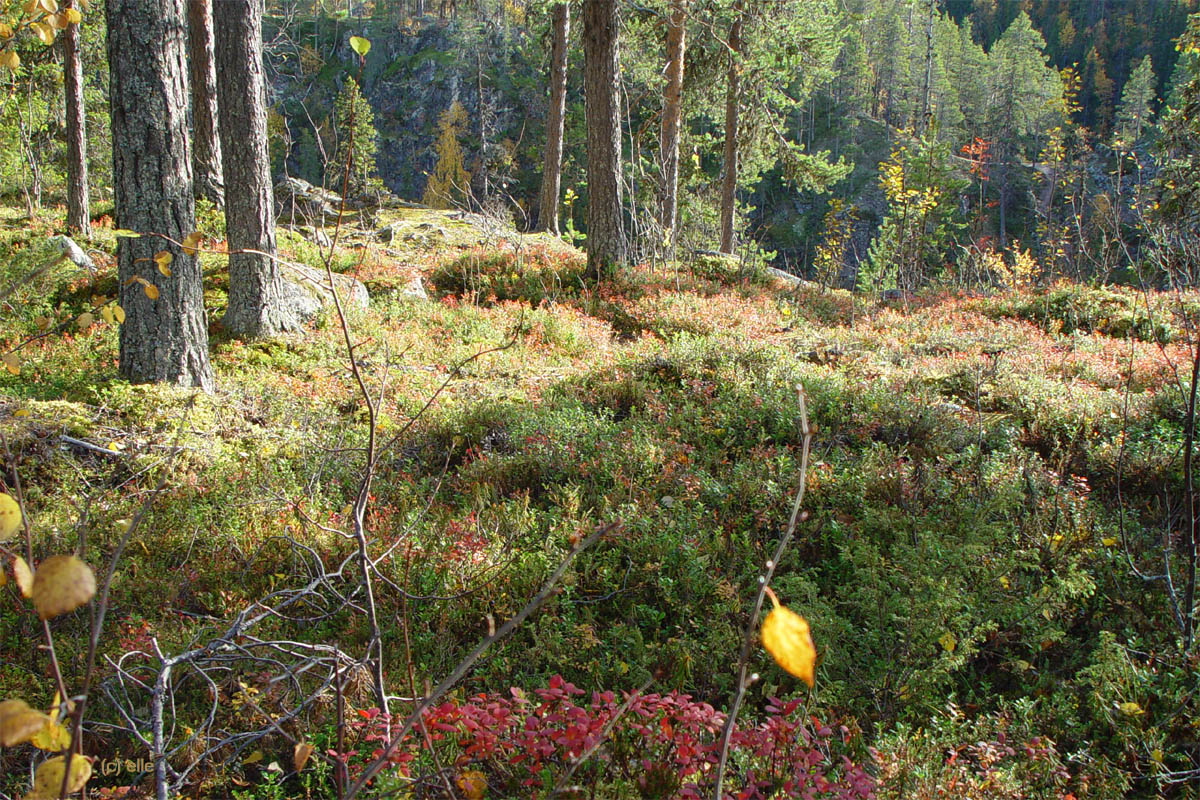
[{"x1": 275, "y1": 177, "x2": 343, "y2": 226}]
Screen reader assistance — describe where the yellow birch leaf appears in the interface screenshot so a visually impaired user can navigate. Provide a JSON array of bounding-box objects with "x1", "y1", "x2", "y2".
[
  {"x1": 0, "y1": 50, "x2": 19, "y2": 70},
  {"x1": 349, "y1": 35, "x2": 370, "y2": 56},
  {"x1": 31, "y1": 719, "x2": 71, "y2": 751},
  {"x1": 1, "y1": 353, "x2": 16, "y2": 375},
  {"x1": 0, "y1": 700, "x2": 50, "y2": 747},
  {"x1": 0, "y1": 23, "x2": 13, "y2": 38},
  {"x1": 938, "y1": 631, "x2": 957, "y2": 653},
  {"x1": 0, "y1": 568, "x2": 5, "y2": 587},
  {"x1": 34, "y1": 315, "x2": 50, "y2": 330},
  {"x1": 100, "y1": 306, "x2": 114, "y2": 325},
  {"x1": 153, "y1": 250, "x2": 172, "y2": 276},
  {"x1": 760, "y1": 588, "x2": 816, "y2": 687},
  {"x1": 243, "y1": 749, "x2": 264, "y2": 765},
  {"x1": 13, "y1": 556, "x2": 33, "y2": 597},
  {"x1": 47, "y1": 11, "x2": 66, "y2": 28},
  {"x1": 13, "y1": 408, "x2": 28, "y2": 418},
  {"x1": 112, "y1": 305, "x2": 125, "y2": 324},
  {"x1": 63, "y1": 7, "x2": 80, "y2": 23},
  {"x1": 293, "y1": 742, "x2": 314, "y2": 772},
  {"x1": 1151, "y1": 748, "x2": 1164, "y2": 764},
  {"x1": 1, "y1": 713, "x2": 50, "y2": 747},
  {"x1": 32, "y1": 554, "x2": 96, "y2": 619},
  {"x1": 0, "y1": 492, "x2": 21, "y2": 541},
  {"x1": 29, "y1": 753, "x2": 91, "y2": 797},
  {"x1": 1118, "y1": 701, "x2": 1144, "y2": 716},
  {"x1": 76, "y1": 312, "x2": 94, "y2": 329},
  {"x1": 112, "y1": 229, "x2": 140, "y2": 238},
  {"x1": 30, "y1": 21, "x2": 54, "y2": 45},
  {"x1": 181, "y1": 231, "x2": 202, "y2": 256},
  {"x1": 22, "y1": 0, "x2": 39, "y2": 16},
  {"x1": 39, "y1": 0, "x2": 58, "y2": 13},
  {"x1": 143, "y1": 283, "x2": 159, "y2": 300},
  {"x1": 1102, "y1": 537, "x2": 1118, "y2": 547}
]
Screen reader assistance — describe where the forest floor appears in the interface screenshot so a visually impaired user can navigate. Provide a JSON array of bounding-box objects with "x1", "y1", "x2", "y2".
[{"x1": 0, "y1": 205, "x2": 1196, "y2": 799}]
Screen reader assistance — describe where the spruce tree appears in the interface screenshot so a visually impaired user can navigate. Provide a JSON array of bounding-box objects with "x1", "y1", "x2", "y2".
[
  {"x1": 1116, "y1": 56, "x2": 1156, "y2": 142},
  {"x1": 332, "y1": 78, "x2": 379, "y2": 197}
]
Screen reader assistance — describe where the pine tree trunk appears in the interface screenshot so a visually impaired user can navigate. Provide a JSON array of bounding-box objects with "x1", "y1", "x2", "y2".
[
  {"x1": 63, "y1": 0, "x2": 88, "y2": 236},
  {"x1": 108, "y1": 0, "x2": 213, "y2": 391},
  {"x1": 214, "y1": 0, "x2": 298, "y2": 338},
  {"x1": 189, "y1": 0, "x2": 224, "y2": 206},
  {"x1": 718, "y1": 7, "x2": 743, "y2": 255},
  {"x1": 659, "y1": 0, "x2": 686, "y2": 245},
  {"x1": 535, "y1": 3, "x2": 569, "y2": 234},
  {"x1": 583, "y1": 0, "x2": 625, "y2": 279}
]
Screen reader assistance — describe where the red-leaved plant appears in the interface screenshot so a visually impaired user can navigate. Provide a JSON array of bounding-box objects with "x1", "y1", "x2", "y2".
[{"x1": 345, "y1": 675, "x2": 875, "y2": 800}]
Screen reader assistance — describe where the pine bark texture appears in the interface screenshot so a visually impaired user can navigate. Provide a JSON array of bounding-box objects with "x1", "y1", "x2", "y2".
[
  {"x1": 63, "y1": 1, "x2": 88, "y2": 235},
  {"x1": 188, "y1": 0, "x2": 224, "y2": 206},
  {"x1": 214, "y1": 0, "x2": 299, "y2": 337},
  {"x1": 108, "y1": 0, "x2": 213, "y2": 391},
  {"x1": 583, "y1": 0, "x2": 626, "y2": 279},
  {"x1": 719, "y1": 8, "x2": 744, "y2": 255},
  {"x1": 659, "y1": 0, "x2": 686, "y2": 244},
  {"x1": 535, "y1": 3, "x2": 569, "y2": 234}
]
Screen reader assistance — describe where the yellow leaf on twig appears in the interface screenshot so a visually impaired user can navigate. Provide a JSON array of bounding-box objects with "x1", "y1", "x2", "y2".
[
  {"x1": 28, "y1": 753, "x2": 91, "y2": 798},
  {"x1": 32, "y1": 554, "x2": 96, "y2": 619},
  {"x1": 0, "y1": 699, "x2": 50, "y2": 747},
  {"x1": 12, "y1": 556, "x2": 33, "y2": 597},
  {"x1": 0, "y1": 493, "x2": 21, "y2": 541},
  {"x1": 760, "y1": 587, "x2": 816, "y2": 687}
]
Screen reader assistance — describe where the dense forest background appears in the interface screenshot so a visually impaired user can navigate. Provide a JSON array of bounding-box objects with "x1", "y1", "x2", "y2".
[{"x1": 6, "y1": 0, "x2": 1198, "y2": 282}]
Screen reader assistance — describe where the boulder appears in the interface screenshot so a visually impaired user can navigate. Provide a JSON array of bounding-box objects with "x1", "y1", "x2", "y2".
[
  {"x1": 275, "y1": 177, "x2": 342, "y2": 225},
  {"x1": 52, "y1": 235, "x2": 95, "y2": 273},
  {"x1": 278, "y1": 260, "x2": 369, "y2": 315}
]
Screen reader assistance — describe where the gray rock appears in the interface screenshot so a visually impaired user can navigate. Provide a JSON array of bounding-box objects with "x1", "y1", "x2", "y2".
[
  {"x1": 400, "y1": 275, "x2": 429, "y2": 301},
  {"x1": 52, "y1": 235, "x2": 94, "y2": 272},
  {"x1": 278, "y1": 260, "x2": 369, "y2": 314},
  {"x1": 275, "y1": 177, "x2": 342, "y2": 225}
]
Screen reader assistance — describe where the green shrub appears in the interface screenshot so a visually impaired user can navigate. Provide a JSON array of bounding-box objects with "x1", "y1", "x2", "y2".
[{"x1": 430, "y1": 244, "x2": 587, "y2": 306}]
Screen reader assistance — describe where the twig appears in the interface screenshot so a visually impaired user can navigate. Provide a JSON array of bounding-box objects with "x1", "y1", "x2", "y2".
[
  {"x1": 711, "y1": 385, "x2": 811, "y2": 800},
  {"x1": 58, "y1": 434, "x2": 128, "y2": 459}
]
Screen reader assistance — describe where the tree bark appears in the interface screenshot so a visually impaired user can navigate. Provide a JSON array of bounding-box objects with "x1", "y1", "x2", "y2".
[
  {"x1": 188, "y1": 0, "x2": 224, "y2": 206},
  {"x1": 718, "y1": 6, "x2": 743, "y2": 255},
  {"x1": 214, "y1": 0, "x2": 299, "y2": 338},
  {"x1": 583, "y1": 0, "x2": 625, "y2": 279},
  {"x1": 62, "y1": 0, "x2": 88, "y2": 236},
  {"x1": 535, "y1": 2, "x2": 569, "y2": 234},
  {"x1": 108, "y1": 0, "x2": 213, "y2": 391},
  {"x1": 659, "y1": 0, "x2": 686, "y2": 246}
]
